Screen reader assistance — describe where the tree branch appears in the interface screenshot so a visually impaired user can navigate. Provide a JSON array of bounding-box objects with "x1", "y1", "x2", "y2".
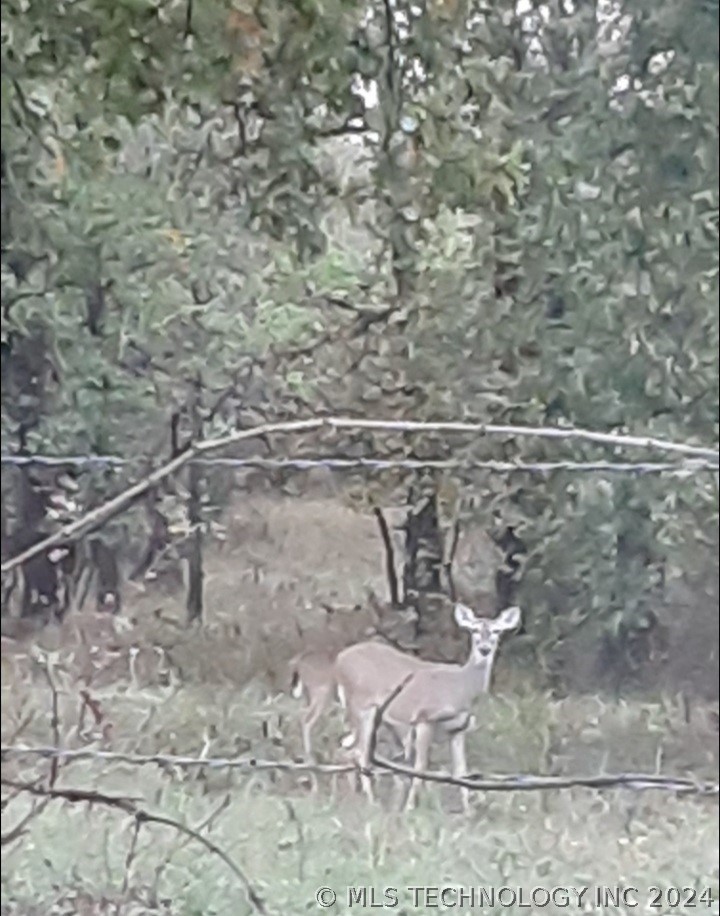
[
  {"x1": 2, "y1": 746, "x2": 716, "y2": 795},
  {"x1": 1, "y1": 779, "x2": 267, "y2": 913},
  {"x1": 372, "y1": 507, "x2": 401, "y2": 606},
  {"x1": 2, "y1": 416, "x2": 715, "y2": 575}
]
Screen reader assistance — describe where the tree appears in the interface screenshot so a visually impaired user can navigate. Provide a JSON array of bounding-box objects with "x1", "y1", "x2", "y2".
[{"x1": 1, "y1": 0, "x2": 717, "y2": 688}]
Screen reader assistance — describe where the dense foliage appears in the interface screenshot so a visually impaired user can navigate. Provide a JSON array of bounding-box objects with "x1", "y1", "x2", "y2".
[{"x1": 2, "y1": 0, "x2": 718, "y2": 684}]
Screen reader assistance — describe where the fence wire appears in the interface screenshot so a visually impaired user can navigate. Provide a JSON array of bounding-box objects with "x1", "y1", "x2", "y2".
[{"x1": 1, "y1": 454, "x2": 718, "y2": 475}]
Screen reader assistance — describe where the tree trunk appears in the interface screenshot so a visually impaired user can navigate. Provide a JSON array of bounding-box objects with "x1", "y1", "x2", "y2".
[
  {"x1": 89, "y1": 537, "x2": 121, "y2": 614},
  {"x1": 186, "y1": 376, "x2": 204, "y2": 624},
  {"x1": 493, "y1": 525, "x2": 525, "y2": 612},
  {"x1": 402, "y1": 473, "x2": 448, "y2": 656}
]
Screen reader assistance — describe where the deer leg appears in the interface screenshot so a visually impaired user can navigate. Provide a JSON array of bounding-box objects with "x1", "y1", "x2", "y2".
[
  {"x1": 340, "y1": 740, "x2": 360, "y2": 795},
  {"x1": 298, "y1": 684, "x2": 334, "y2": 794},
  {"x1": 330, "y1": 739, "x2": 359, "y2": 799},
  {"x1": 449, "y1": 728, "x2": 470, "y2": 814},
  {"x1": 405, "y1": 721, "x2": 432, "y2": 811},
  {"x1": 300, "y1": 683, "x2": 333, "y2": 761},
  {"x1": 355, "y1": 706, "x2": 379, "y2": 803},
  {"x1": 300, "y1": 714, "x2": 314, "y2": 763},
  {"x1": 338, "y1": 704, "x2": 364, "y2": 794},
  {"x1": 392, "y1": 724, "x2": 415, "y2": 810}
]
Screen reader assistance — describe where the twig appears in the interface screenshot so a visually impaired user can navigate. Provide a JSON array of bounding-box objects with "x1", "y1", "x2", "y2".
[
  {"x1": 1, "y1": 779, "x2": 267, "y2": 914},
  {"x1": 1, "y1": 797, "x2": 51, "y2": 846},
  {"x1": 1, "y1": 779, "x2": 143, "y2": 809},
  {"x1": 183, "y1": 0, "x2": 193, "y2": 38},
  {"x1": 372, "y1": 507, "x2": 400, "y2": 606},
  {"x1": 150, "y1": 793, "x2": 231, "y2": 904},
  {"x1": 2, "y1": 415, "x2": 716, "y2": 575},
  {"x1": 4, "y1": 709, "x2": 35, "y2": 746},
  {"x1": 282, "y1": 799, "x2": 307, "y2": 882},
  {"x1": 136, "y1": 808, "x2": 266, "y2": 913},
  {"x1": 367, "y1": 674, "x2": 415, "y2": 770},
  {"x1": 0, "y1": 745, "x2": 366, "y2": 777},
  {"x1": 38, "y1": 656, "x2": 61, "y2": 788},
  {"x1": 120, "y1": 817, "x2": 141, "y2": 897}
]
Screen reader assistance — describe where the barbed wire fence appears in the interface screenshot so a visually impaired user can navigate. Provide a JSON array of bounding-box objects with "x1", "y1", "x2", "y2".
[
  {"x1": 2, "y1": 414, "x2": 718, "y2": 576},
  {"x1": 2, "y1": 416, "x2": 719, "y2": 912},
  {"x1": 2, "y1": 453, "x2": 719, "y2": 474}
]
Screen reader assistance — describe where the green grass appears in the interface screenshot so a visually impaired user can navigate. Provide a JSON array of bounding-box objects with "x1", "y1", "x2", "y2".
[
  {"x1": 1, "y1": 503, "x2": 717, "y2": 915},
  {"x1": 2, "y1": 670, "x2": 718, "y2": 916}
]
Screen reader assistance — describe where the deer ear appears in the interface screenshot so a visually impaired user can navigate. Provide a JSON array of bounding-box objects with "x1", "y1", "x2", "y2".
[
  {"x1": 454, "y1": 603, "x2": 478, "y2": 629},
  {"x1": 495, "y1": 605, "x2": 522, "y2": 631}
]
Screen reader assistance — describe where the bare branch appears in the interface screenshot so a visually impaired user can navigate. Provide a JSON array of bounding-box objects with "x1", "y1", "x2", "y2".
[
  {"x1": 322, "y1": 418, "x2": 719, "y2": 460},
  {"x1": 0, "y1": 745, "x2": 359, "y2": 775},
  {"x1": 0, "y1": 418, "x2": 325, "y2": 575},
  {"x1": 1, "y1": 745, "x2": 716, "y2": 795},
  {"x1": 150, "y1": 793, "x2": 232, "y2": 902},
  {"x1": 367, "y1": 674, "x2": 415, "y2": 768},
  {"x1": 2, "y1": 415, "x2": 716, "y2": 575},
  {"x1": 444, "y1": 518, "x2": 461, "y2": 602},
  {"x1": 1, "y1": 779, "x2": 267, "y2": 914},
  {"x1": 120, "y1": 816, "x2": 142, "y2": 897},
  {"x1": 1, "y1": 797, "x2": 51, "y2": 846},
  {"x1": 369, "y1": 756, "x2": 719, "y2": 796},
  {"x1": 372, "y1": 507, "x2": 401, "y2": 606}
]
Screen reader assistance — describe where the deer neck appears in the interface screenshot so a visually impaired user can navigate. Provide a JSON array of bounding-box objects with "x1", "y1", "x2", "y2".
[{"x1": 459, "y1": 653, "x2": 494, "y2": 700}]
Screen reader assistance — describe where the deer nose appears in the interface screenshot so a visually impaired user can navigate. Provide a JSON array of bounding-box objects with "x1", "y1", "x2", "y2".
[{"x1": 478, "y1": 646, "x2": 492, "y2": 658}]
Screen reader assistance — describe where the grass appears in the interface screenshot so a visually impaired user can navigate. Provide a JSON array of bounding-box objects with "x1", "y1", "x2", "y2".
[
  {"x1": 2, "y1": 647, "x2": 718, "y2": 916},
  {"x1": 1, "y1": 499, "x2": 718, "y2": 915}
]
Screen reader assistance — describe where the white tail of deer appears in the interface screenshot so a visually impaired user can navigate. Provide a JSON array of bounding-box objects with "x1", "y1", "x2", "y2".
[
  {"x1": 287, "y1": 599, "x2": 417, "y2": 762},
  {"x1": 336, "y1": 603, "x2": 521, "y2": 812},
  {"x1": 289, "y1": 648, "x2": 340, "y2": 761}
]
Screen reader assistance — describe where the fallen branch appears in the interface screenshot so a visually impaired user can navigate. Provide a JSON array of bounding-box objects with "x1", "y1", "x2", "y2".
[
  {"x1": 0, "y1": 744, "x2": 360, "y2": 774},
  {"x1": 1, "y1": 745, "x2": 717, "y2": 794},
  {"x1": 369, "y1": 756, "x2": 720, "y2": 796}
]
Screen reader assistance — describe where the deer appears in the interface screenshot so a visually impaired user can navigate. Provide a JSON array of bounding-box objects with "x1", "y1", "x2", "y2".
[{"x1": 290, "y1": 602, "x2": 521, "y2": 812}]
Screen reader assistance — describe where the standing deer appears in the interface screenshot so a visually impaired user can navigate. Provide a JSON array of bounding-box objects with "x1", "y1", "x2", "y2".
[{"x1": 290, "y1": 603, "x2": 521, "y2": 812}]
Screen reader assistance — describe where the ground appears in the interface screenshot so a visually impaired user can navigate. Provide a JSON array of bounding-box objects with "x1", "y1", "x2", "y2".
[{"x1": 1, "y1": 496, "x2": 718, "y2": 915}]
